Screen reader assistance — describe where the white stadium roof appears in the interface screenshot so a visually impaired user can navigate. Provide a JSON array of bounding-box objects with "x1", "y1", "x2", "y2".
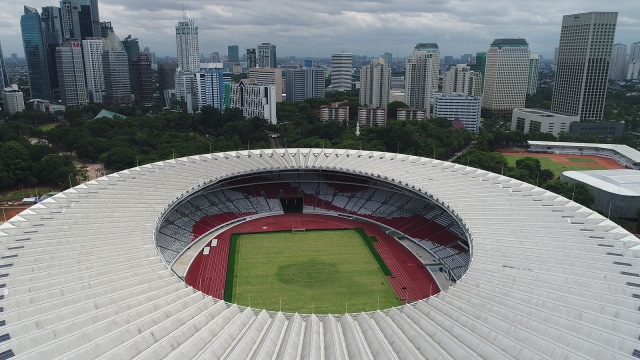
[
  {"x1": 1, "y1": 148, "x2": 640, "y2": 359},
  {"x1": 563, "y1": 169, "x2": 640, "y2": 196}
]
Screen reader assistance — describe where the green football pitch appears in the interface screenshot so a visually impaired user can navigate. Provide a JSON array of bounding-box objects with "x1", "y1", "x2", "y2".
[{"x1": 225, "y1": 229, "x2": 401, "y2": 314}]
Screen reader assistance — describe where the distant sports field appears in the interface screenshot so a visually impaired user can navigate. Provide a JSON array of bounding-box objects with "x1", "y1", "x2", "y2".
[
  {"x1": 225, "y1": 229, "x2": 400, "y2": 313},
  {"x1": 503, "y1": 154, "x2": 606, "y2": 176}
]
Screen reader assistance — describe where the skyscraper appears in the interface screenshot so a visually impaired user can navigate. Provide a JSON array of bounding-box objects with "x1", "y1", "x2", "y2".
[
  {"x1": 551, "y1": 12, "x2": 617, "y2": 122},
  {"x1": 246, "y1": 48, "x2": 256, "y2": 69},
  {"x1": 473, "y1": 51, "x2": 486, "y2": 91},
  {"x1": 228, "y1": 45, "x2": 239, "y2": 63},
  {"x1": 82, "y1": 37, "x2": 105, "y2": 103},
  {"x1": 60, "y1": 0, "x2": 101, "y2": 41},
  {"x1": 55, "y1": 40, "x2": 88, "y2": 106},
  {"x1": 442, "y1": 64, "x2": 482, "y2": 97},
  {"x1": 2, "y1": 85, "x2": 25, "y2": 114},
  {"x1": 122, "y1": 35, "x2": 140, "y2": 92},
  {"x1": 330, "y1": 53, "x2": 352, "y2": 91},
  {"x1": 195, "y1": 65, "x2": 224, "y2": 111},
  {"x1": 175, "y1": 18, "x2": 199, "y2": 111},
  {"x1": 382, "y1": 52, "x2": 393, "y2": 67},
  {"x1": 102, "y1": 31, "x2": 130, "y2": 105},
  {"x1": 404, "y1": 44, "x2": 439, "y2": 110},
  {"x1": 175, "y1": 19, "x2": 199, "y2": 73},
  {"x1": 628, "y1": 42, "x2": 640, "y2": 80},
  {"x1": 528, "y1": 54, "x2": 540, "y2": 95},
  {"x1": 257, "y1": 43, "x2": 276, "y2": 68},
  {"x1": 285, "y1": 68, "x2": 325, "y2": 102},
  {"x1": 0, "y1": 40, "x2": 9, "y2": 90},
  {"x1": 132, "y1": 52, "x2": 153, "y2": 106},
  {"x1": 609, "y1": 43, "x2": 627, "y2": 81},
  {"x1": 21, "y1": 6, "x2": 52, "y2": 100},
  {"x1": 359, "y1": 58, "x2": 390, "y2": 108},
  {"x1": 481, "y1": 38, "x2": 530, "y2": 115}
]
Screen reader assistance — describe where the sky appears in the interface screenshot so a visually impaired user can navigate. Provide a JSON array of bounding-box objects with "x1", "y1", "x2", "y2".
[{"x1": 1, "y1": 1, "x2": 639, "y2": 60}]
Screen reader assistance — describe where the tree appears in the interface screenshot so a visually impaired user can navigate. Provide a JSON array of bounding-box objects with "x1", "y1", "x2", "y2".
[
  {"x1": 33, "y1": 154, "x2": 78, "y2": 188},
  {"x1": 387, "y1": 101, "x2": 409, "y2": 120}
]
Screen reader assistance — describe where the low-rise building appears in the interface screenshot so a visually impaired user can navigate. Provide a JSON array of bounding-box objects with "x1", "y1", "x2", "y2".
[
  {"x1": 320, "y1": 102, "x2": 349, "y2": 123},
  {"x1": 358, "y1": 107, "x2": 386, "y2": 127},
  {"x1": 511, "y1": 108, "x2": 580, "y2": 137},
  {"x1": 397, "y1": 108, "x2": 428, "y2": 120},
  {"x1": 2, "y1": 84, "x2": 25, "y2": 114},
  {"x1": 569, "y1": 122, "x2": 625, "y2": 137}
]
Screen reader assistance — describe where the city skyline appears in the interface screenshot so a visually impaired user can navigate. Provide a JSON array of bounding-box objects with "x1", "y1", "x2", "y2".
[{"x1": 1, "y1": 1, "x2": 638, "y2": 59}]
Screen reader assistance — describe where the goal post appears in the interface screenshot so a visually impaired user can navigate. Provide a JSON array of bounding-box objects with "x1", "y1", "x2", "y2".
[{"x1": 291, "y1": 228, "x2": 306, "y2": 235}]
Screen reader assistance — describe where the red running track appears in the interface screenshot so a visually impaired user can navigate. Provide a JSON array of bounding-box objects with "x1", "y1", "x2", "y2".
[{"x1": 184, "y1": 213, "x2": 440, "y2": 304}]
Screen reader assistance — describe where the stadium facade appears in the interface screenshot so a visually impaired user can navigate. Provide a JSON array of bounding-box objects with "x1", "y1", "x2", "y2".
[{"x1": 1, "y1": 148, "x2": 639, "y2": 359}]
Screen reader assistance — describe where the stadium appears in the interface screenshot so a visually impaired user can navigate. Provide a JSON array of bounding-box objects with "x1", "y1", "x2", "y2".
[{"x1": 1, "y1": 148, "x2": 639, "y2": 359}]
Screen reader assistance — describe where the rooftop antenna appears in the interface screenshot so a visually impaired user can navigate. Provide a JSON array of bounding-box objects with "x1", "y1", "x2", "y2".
[{"x1": 182, "y1": 3, "x2": 186, "y2": 20}]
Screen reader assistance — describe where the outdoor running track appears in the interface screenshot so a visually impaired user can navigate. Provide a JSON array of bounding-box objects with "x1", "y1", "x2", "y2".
[{"x1": 184, "y1": 213, "x2": 440, "y2": 305}]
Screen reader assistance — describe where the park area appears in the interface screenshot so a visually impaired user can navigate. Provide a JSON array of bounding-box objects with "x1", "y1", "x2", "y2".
[
  {"x1": 225, "y1": 229, "x2": 401, "y2": 314},
  {"x1": 501, "y1": 151, "x2": 625, "y2": 177}
]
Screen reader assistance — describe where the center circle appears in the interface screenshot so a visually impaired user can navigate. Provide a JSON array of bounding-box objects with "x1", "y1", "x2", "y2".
[{"x1": 276, "y1": 259, "x2": 337, "y2": 286}]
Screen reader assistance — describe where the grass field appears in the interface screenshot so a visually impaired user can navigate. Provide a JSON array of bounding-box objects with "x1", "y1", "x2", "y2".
[
  {"x1": 38, "y1": 123, "x2": 58, "y2": 131},
  {"x1": 225, "y1": 229, "x2": 400, "y2": 313},
  {"x1": 503, "y1": 154, "x2": 605, "y2": 177}
]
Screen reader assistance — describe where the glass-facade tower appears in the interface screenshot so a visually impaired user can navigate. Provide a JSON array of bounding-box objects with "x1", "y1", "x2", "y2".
[{"x1": 21, "y1": 6, "x2": 52, "y2": 100}]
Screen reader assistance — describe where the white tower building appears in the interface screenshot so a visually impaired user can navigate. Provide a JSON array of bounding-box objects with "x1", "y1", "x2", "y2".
[
  {"x1": 55, "y1": 40, "x2": 88, "y2": 107},
  {"x1": 359, "y1": 58, "x2": 391, "y2": 108},
  {"x1": 405, "y1": 43, "x2": 440, "y2": 110},
  {"x1": 551, "y1": 12, "x2": 617, "y2": 121},
  {"x1": 330, "y1": 53, "x2": 352, "y2": 91},
  {"x1": 82, "y1": 37, "x2": 105, "y2": 103},
  {"x1": 175, "y1": 18, "x2": 199, "y2": 112},
  {"x1": 2, "y1": 84, "x2": 25, "y2": 114},
  {"x1": 481, "y1": 38, "x2": 530, "y2": 115},
  {"x1": 442, "y1": 64, "x2": 482, "y2": 97}
]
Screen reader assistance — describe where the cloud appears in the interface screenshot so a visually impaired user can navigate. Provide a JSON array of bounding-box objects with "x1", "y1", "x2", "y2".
[{"x1": 0, "y1": 0, "x2": 637, "y2": 59}]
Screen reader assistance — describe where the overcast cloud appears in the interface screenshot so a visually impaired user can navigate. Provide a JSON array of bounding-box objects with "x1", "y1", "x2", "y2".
[{"x1": 1, "y1": 0, "x2": 638, "y2": 59}]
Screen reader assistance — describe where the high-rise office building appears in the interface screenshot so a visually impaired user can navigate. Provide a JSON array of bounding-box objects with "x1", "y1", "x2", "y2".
[
  {"x1": 285, "y1": 68, "x2": 325, "y2": 102},
  {"x1": 82, "y1": 37, "x2": 105, "y2": 103},
  {"x1": 175, "y1": 19, "x2": 199, "y2": 73},
  {"x1": 382, "y1": 52, "x2": 393, "y2": 67},
  {"x1": 122, "y1": 35, "x2": 140, "y2": 91},
  {"x1": 461, "y1": 54, "x2": 473, "y2": 64},
  {"x1": 442, "y1": 64, "x2": 482, "y2": 97},
  {"x1": 609, "y1": 43, "x2": 627, "y2": 81},
  {"x1": 60, "y1": 0, "x2": 101, "y2": 41},
  {"x1": 482, "y1": 38, "x2": 530, "y2": 115},
  {"x1": 21, "y1": 6, "x2": 52, "y2": 100},
  {"x1": 0, "y1": 40, "x2": 8, "y2": 90},
  {"x1": 228, "y1": 45, "x2": 239, "y2": 63},
  {"x1": 359, "y1": 58, "x2": 390, "y2": 108},
  {"x1": 257, "y1": 43, "x2": 276, "y2": 68},
  {"x1": 41, "y1": 6, "x2": 64, "y2": 95},
  {"x1": 56, "y1": 40, "x2": 88, "y2": 106},
  {"x1": 246, "y1": 48, "x2": 256, "y2": 69},
  {"x1": 473, "y1": 51, "x2": 486, "y2": 91},
  {"x1": 528, "y1": 54, "x2": 540, "y2": 95},
  {"x1": 404, "y1": 43, "x2": 439, "y2": 110},
  {"x1": 132, "y1": 52, "x2": 153, "y2": 106},
  {"x1": 330, "y1": 52, "x2": 352, "y2": 91},
  {"x1": 99, "y1": 21, "x2": 113, "y2": 38},
  {"x1": 195, "y1": 65, "x2": 224, "y2": 111},
  {"x1": 102, "y1": 32, "x2": 130, "y2": 105},
  {"x1": 628, "y1": 42, "x2": 640, "y2": 80},
  {"x1": 552, "y1": 12, "x2": 617, "y2": 122},
  {"x1": 210, "y1": 51, "x2": 220, "y2": 63}
]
